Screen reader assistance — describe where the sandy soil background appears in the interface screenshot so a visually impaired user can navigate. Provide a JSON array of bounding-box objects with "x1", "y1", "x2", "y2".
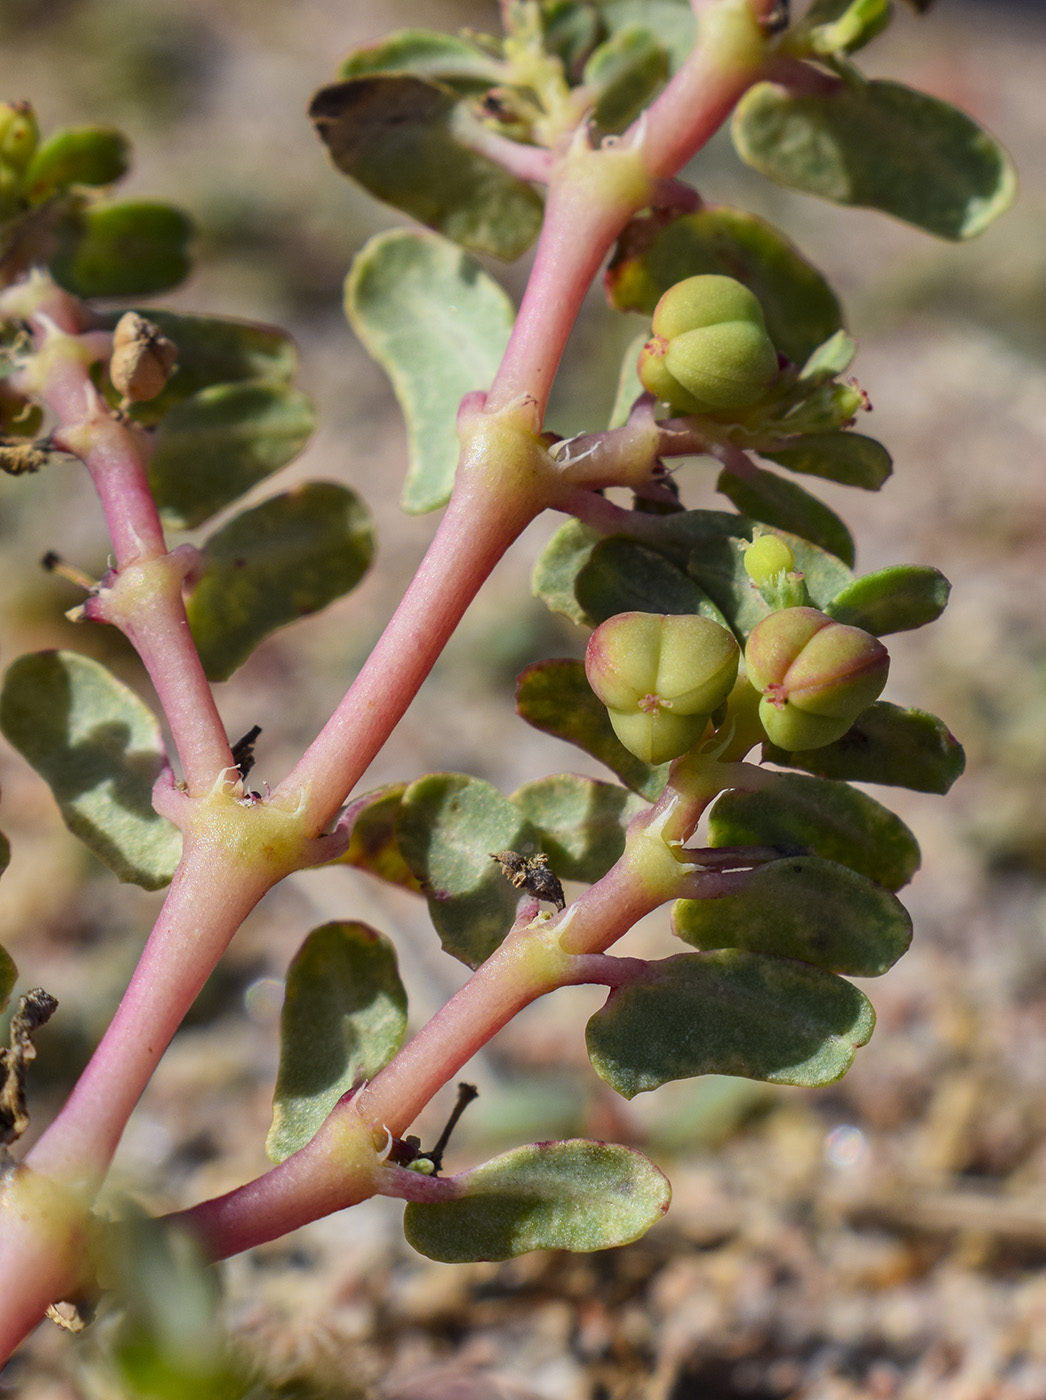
[{"x1": 1, "y1": 1, "x2": 1045, "y2": 1396}]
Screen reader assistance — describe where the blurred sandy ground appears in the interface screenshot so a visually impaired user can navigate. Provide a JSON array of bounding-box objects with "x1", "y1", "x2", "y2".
[{"x1": 1, "y1": 2, "x2": 1046, "y2": 1396}]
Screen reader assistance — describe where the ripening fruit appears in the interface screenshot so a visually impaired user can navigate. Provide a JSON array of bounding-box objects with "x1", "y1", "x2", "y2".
[
  {"x1": 586, "y1": 611, "x2": 740, "y2": 765},
  {"x1": 637, "y1": 274, "x2": 778, "y2": 416},
  {"x1": 743, "y1": 534, "x2": 795, "y2": 589},
  {"x1": 745, "y1": 606, "x2": 889, "y2": 750},
  {"x1": 0, "y1": 102, "x2": 39, "y2": 174}
]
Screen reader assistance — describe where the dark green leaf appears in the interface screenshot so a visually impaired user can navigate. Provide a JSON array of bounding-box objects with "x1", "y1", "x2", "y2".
[
  {"x1": 24, "y1": 126, "x2": 130, "y2": 201},
  {"x1": 673, "y1": 855, "x2": 911, "y2": 975},
  {"x1": 187, "y1": 482, "x2": 375, "y2": 682},
  {"x1": 709, "y1": 772, "x2": 920, "y2": 890},
  {"x1": 584, "y1": 27, "x2": 669, "y2": 134},
  {"x1": 681, "y1": 512, "x2": 852, "y2": 639},
  {"x1": 338, "y1": 29, "x2": 503, "y2": 87},
  {"x1": 0, "y1": 939, "x2": 16, "y2": 1014},
  {"x1": 149, "y1": 381, "x2": 317, "y2": 530},
  {"x1": 825, "y1": 565, "x2": 950, "y2": 635},
  {"x1": 761, "y1": 431, "x2": 892, "y2": 490},
  {"x1": 596, "y1": 0, "x2": 695, "y2": 72},
  {"x1": 396, "y1": 774, "x2": 539, "y2": 967},
  {"x1": 310, "y1": 76, "x2": 543, "y2": 260},
  {"x1": 345, "y1": 229, "x2": 515, "y2": 513},
  {"x1": 0, "y1": 651, "x2": 181, "y2": 889},
  {"x1": 789, "y1": 0, "x2": 893, "y2": 57},
  {"x1": 587, "y1": 950, "x2": 875, "y2": 1095},
  {"x1": 605, "y1": 205, "x2": 843, "y2": 364},
  {"x1": 577, "y1": 537, "x2": 730, "y2": 624},
  {"x1": 543, "y1": 2, "x2": 604, "y2": 75},
  {"x1": 717, "y1": 463, "x2": 855, "y2": 566},
  {"x1": 732, "y1": 78, "x2": 1016, "y2": 241},
  {"x1": 122, "y1": 310, "x2": 299, "y2": 426},
  {"x1": 330, "y1": 785, "x2": 423, "y2": 892},
  {"x1": 516, "y1": 659, "x2": 667, "y2": 801},
  {"x1": 267, "y1": 922, "x2": 407, "y2": 1163},
  {"x1": 763, "y1": 700, "x2": 965, "y2": 794},
  {"x1": 403, "y1": 1139, "x2": 670, "y2": 1261},
  {"x1": 510, "y1": 774, "x2": 644, "y2": 883},
  {"x1": 49, "y1": 200, "x2": 194, "y2": 297}
]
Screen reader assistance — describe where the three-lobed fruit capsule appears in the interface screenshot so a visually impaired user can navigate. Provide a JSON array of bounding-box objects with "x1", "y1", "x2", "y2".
[
  {"x1": 745, "y1": 606, "x2": 889, "y2": 750},
  {"x1": 637, "y1": 274, "x2": 779, "y2": 416},
  {"x1": 585, "y1": 611, "x2": 740, "y2": 765}
]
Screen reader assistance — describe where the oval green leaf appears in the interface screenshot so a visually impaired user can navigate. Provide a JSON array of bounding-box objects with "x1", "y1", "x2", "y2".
[
  {"x1": 532, "y1": 518, "x2": 603, "y2": 628},
  {"x1": 577, "y1": 537, "x2": 729, "y2": 624},
  {"x1": 732, "y1": 78, "x2": 1016, "y2": 241},
  {"x1": 311, "y1": 76, "x2": 542, "y2": 260},
  {"x1": 825, "y1": 564, "x2": 950, "y2": 635},
  {"x1": 516, "y1": 659, "x2": 668, "y2": 801},
  {"x1": 121, "y1": 310, "x2": 299, "y2": 426},
  {"x1": 187, "y1": 482, "x2": 375, "y2": 681},
  {"x1": 338, "y1": 29, "x2": 503, "y2": 87},
  {"x1": 396, "y1": 774, "x2": 540, "y2": 967},
  {"x1": 788, "y1": 0, "x2": 893, "y2": 58},
  {"x1": 763, "y1": 700, "x2": 965, "y2": 794},
  {"x1": 709, "y1": 772, "x2": 920, "y2": 891},
  {"x1": 584, "y1": 27, "x2": 669, "y2": 134},
  {"x1": 267, "y1": 921, "x2": 407, "y2": 1163},
  {"x1": 329, "y1": 784, "x2": 423, "y2": 892},
  {"x1": 586, "y1": 950, "x2": 875, "y2": 1097},
  {"x1": 403, "y1": 1139, "x2": 671, "y2": 1262},
  {"x1": 717, "y1": 463, "x2": 855, "y2": 567},
  {"x1": 49, "y1": 199, "x2": 194, "y2": 297},
  {"x1": 346, "y1": 229, "x2": 515, "y2": 513},
  {"x1": 510, "y1": 773, "x2": 645, "y2": 883},
  {"x1": 0, "y1": 651, "x2": 181, "y2": 889},
  {"x1": 605, "y1": 205, "x2": 843, "y2": 365},
  {"x1": 149, "y1": 381, "x2": 317, "y2": 530},
  {"x1": 761, "y1": 431, "x2": 892, "y2": 491},
  {"x1": 673, "y1": 855, "x2": 911, "y2": 976},
  {"x1": 24, "y1": 125, "x2": 130, "y2": 201}
]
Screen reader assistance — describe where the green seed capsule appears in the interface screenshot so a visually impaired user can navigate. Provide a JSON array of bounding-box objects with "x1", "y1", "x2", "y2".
[
  {"x1": 586, "y1": 611, "x2": 740, "y2": 765},
  {"x1": 637, "y1": 274, "x2": 778, "y2": 416},
  {"x1": 0, "y1": 102, "x2": 39, "y2": 174},
  {"x1": 745, "y1": 606, "x2": 889, "y2": 751}
]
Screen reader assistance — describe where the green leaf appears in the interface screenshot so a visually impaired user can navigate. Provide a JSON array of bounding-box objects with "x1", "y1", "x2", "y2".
[
  {"x1": 605, "y1": 205, "x2": 843, "y2": 365},
  {"x1": 24, "y1": 126, "x2": 130, "y2": 201},
  {"x1": 609, "y1": 331, "x2": 648, "y2": 427},
  {"x1": 709, "y1": 772, "x2": 920, "y2": 890},
  {"x1": 345, "y1": 229, "x2": 515, "y2": 513},
  {"x1": 403, "y1": 1139, "x2": 670, "y2": 1261},
  {"x1": 187, "y1": 482, "x2": 375, "y2": 682},
  {"x1": 543, "y1": 2, "x2": 604, "y2": 74},
  {"x1": 673, "y1": 855, "x2": 911, "y2": 975},
  {"x1": 681, "y1": 512, "x2": 852, "y2": 640},
  {"x1": 0, "y1": 651, "x2": 181, "y2": 889},
  {"x1": 338, "y1": 29, "x2": 503, "y2": 87},
  {"x1": 586, "y1": 951, "x2": 875, "y2": 1096},
  {"x1": 532, "y1": 519, "x2": 603, "y2": 627},
  {"x1": 763, "y1": 700, "x2": 965, "y2": 794},
  {"x1": 717, "y1": 464, "x2": 855, "y2": 567},
  {"x1": 732, "y1": 78, "x2": 1016, "y2": 241},
  {"x1": 789, "y1": 0, "x2": 893, "y2": 57},
  {"x1": 510, "y1": 774, "x2": 644, "y2": 882},
  {"x1": 584, "y1": 27, "x2": 669, "y2": 134},
  {"x1": 516, "y1": 659, "x2": 668, "y2": 801},
  {"x1": 122, "y1": 310, "x2": 299, "y2": 426},
  {"x1": 825, "y1": 565, "x2": 950, "y2": 635},
  {"x1": 310, "y1": 76, "x2": 543, "y2": 260},
  {"x1": 330, "y1": 785, "x2": 423, "y2": 892},
  {"x1": 795, "y1": 329, "x2": 857, "y2": 388},
  {"x1": 577, "y1": 537, "x2": 730, "y2": 624},
  {"x1": 396, "y1": 774, "x2": 540, "y2": 967},
  {"x1": 596, "y1": 0, "x2": 695, "y2": 72},
  {"x1": 149, "y1": 381, "x2": 317, "y2": 530},
  {"x1": 267, "y1": 921, "x2": 407, "y2": 1163},
  {"x1": 761, "y1": 431, "x2": 892, "y2": 491},
  {"x1": 0, "y1": 938, "x2": 16, "y2": 1015},
  {"x1": 49, "y1": 199, "x2": 194, "y2": 297}
]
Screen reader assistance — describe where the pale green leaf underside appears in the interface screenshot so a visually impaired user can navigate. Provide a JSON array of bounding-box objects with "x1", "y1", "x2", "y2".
[
  {"x1": 403, "y1": 1139, "x2": 671, "y2": 1261},
  {"x1": 0, "y1": 652, "x2": 181, "y2": 889},
  {"x1": 345, "y1": 229, "x2": 515, "y2": 512}
]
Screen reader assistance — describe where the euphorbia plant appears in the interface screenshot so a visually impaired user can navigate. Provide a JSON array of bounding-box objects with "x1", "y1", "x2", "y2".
[{"x1": 0, "y1": 0, "x2": 1014, "y2": 1381}]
